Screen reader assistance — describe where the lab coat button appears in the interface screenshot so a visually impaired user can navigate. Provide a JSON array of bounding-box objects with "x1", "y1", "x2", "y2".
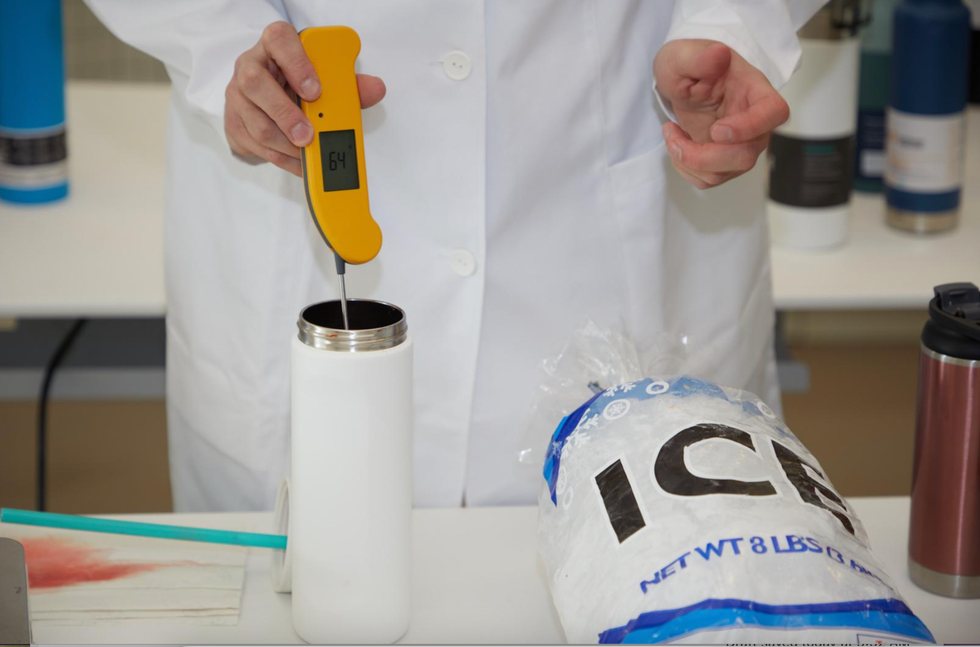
[
  {"x1": 449, "y1": 250, "x2": 477, "y2": 277},
  {"x1": 443, "y1": 51, "x2": 472, "y2": 80}
]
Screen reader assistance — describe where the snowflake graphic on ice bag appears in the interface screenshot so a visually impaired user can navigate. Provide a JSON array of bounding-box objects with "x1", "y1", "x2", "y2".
[{"x1": 537, "y1": 376, "x2": 933, "y2": 645}]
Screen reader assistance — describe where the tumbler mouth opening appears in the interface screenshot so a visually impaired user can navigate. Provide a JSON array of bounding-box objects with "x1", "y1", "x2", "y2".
[{"x1": 297, "y1": 299, "x2": 407, "y2": 351}]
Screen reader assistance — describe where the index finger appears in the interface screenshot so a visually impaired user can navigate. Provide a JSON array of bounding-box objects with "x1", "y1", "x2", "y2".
[
  {"x1": 236, "y1": 55, "x2": 312, "y2": 146},
  {"x1": 261, "y1": 21, "x2": 320, "y2": 102},
  {"x1": 665, "y1": 130, "x2": 768, "y2": 174},
  {"x1": 710, "y1": 94, "x2": 789, "y2": 143}
]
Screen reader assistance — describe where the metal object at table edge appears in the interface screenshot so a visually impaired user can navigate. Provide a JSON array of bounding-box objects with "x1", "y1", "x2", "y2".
[{"x1": 0, "y1": 537, "x2": 31, "y2": 645}]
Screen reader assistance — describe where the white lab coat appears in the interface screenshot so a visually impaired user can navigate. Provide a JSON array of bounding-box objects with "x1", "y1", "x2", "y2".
[{"x1": 86, "y1": 0, "x2": 824, "y2": 511}]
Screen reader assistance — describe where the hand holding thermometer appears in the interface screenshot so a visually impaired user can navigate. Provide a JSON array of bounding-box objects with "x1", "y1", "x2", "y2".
[{"x1": 298, "y1": 26, "x2": 382, "y2": 329}]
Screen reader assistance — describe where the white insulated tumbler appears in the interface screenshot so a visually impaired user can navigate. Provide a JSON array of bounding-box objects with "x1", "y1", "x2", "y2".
[
  {"x1": 290, "y1": 299, "x2": 413, "y2": 644},
  {"x1": 768, "y1": 0, "x2": 862, "y2": 249}
]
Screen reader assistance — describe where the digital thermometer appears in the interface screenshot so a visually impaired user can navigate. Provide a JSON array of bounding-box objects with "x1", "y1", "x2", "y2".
[{"x1": 298, "y1": 26, "x2": 382, "y2": 327}]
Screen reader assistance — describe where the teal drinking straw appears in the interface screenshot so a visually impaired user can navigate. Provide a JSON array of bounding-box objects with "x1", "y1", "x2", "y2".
[{"x1": 0, "y1": 508, "x2": 287, "y2": 550}]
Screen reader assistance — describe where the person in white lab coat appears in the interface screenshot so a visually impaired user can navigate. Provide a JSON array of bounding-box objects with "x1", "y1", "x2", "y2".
[{"x1": 86, "y1": 0, "x2": 825, "y2": 511}]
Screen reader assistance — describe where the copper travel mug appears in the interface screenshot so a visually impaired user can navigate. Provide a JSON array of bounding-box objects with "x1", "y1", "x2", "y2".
[{"x1": 909, "y1": 282, "x2": 980, "y2": 598}]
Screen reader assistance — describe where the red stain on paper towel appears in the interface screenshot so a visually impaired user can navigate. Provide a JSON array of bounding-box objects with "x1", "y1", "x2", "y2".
[{"x1": 20, "y1": 536, "x2": 168, "y2": 589}]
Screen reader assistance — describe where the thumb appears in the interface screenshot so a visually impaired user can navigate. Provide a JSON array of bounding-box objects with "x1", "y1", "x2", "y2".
[
  {"x1": 356, "y1": 74, "x2": 386, "y2": 109},
  {"x1": 672, "y1": 41, "x2": 731, "y2": 82}
]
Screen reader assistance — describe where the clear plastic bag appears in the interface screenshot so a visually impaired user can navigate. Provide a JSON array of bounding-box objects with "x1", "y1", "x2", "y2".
[
  {"x1": 517, "y1": 319, "x2": 687, "y2": 469},
  {"x1": 528, "y1": 323, "x2": 933, "y2": 644}
]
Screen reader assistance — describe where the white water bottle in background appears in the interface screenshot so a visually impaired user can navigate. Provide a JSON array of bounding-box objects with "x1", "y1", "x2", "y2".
[
  {"x1": 768, "y1": 0, "x2": 866, "y2": 250},
  {"x1": 289, "y1": 299, "x2": 413, "y2": 644}
]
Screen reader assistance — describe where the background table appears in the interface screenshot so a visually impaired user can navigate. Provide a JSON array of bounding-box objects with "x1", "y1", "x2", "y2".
[
  {"x1": 1, "y1": 81, "x2": 977, "y2": 318},
  {"x1": 18, "y1": 497, "x2": 979, "y2": 645},
  {"x1": 0, "y1": 82, "x2": 167, "y2": 318}
]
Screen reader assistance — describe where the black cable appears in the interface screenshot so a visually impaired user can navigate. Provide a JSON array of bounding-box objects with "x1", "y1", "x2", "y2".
[{"x1": 37, "y1": 318, "x2": 87, "y2": 512}]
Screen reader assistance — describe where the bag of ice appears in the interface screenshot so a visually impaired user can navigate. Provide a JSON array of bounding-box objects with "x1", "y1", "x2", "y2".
[{"x1": 538, "y1": 375, "x2": 933, "y2": 645}]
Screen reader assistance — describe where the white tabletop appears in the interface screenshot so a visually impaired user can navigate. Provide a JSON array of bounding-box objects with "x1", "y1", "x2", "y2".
[
  {"x1": 0, "y1": 82, "x2": 976, "y2": 317},
  {"x1": 0, "y1": 81, "x2": 167, "y2": 318},
  {"x1": 24, "y1": 497, "x2": 980, "y2": 645}
]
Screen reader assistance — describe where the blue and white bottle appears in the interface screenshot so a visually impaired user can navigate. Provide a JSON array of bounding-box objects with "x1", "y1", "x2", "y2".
[
  {"x1": 0, "y1": 0, "x2": 69, "y2": 204},
  {"x1": 885, "y1": 0, "x2": 971, "y2": 232}
]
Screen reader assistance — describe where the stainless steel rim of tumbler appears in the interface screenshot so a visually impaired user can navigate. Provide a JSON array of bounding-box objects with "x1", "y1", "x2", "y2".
[
  {"x1": 909, "y1": 558, "x2": 980, "y2": 599},
  {"x1": 922, "y1": 344, "x2": 980, "y2": 369},
  {"x1": 887, "y1": 207, "x2": 959, "y2": 234},
  {"x1": 297, "y1": 299, "x2": 408, "y2": 352}
]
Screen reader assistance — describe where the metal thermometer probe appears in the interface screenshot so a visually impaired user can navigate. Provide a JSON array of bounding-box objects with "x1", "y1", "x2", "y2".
[
  {"x1": 298, "y1": 26, "x2": 383, "y2": 330},
  {"x1": 335, "y1": 254, "x2": 349, "y2": 329}
]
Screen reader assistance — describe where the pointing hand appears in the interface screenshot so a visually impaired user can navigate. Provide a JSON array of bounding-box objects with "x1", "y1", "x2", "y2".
[{"x1": 653, "y1": 40, "x2": 789, "y2": 189}]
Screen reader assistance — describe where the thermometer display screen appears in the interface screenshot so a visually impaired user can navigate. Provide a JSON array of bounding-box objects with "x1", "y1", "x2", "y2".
[{"x1": 319, "y1": 129, "x2": 359, "y2": 192}]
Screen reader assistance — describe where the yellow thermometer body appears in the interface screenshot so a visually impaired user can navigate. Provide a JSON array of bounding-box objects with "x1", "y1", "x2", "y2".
[{"x1": 299, "y1": 26, "x2": 381, "y2": 265}]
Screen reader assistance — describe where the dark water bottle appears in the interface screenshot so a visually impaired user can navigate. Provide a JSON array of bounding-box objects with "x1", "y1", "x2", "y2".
[
  {"x1": 885, "y1": 0, "x2": 971, "y2": 233},
  {"x1": 969, "y1": 0, "x2": 980, "y2": 104},
  {"x1": 909, "y1": 283, "x2": 980, "y2": 598},
  {"x1": 854, "y1": 0, "x2": 898, "y2": 193}
]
